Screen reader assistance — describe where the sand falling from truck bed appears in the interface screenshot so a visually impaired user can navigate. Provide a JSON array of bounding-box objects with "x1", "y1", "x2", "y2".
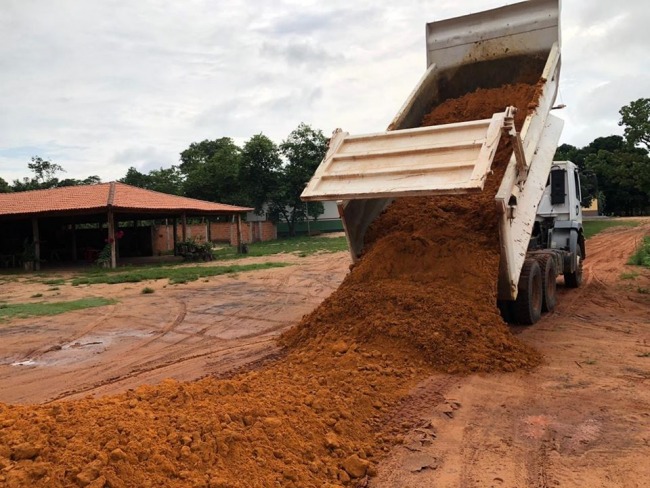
[{"x1": 0, "y1": 82, "x2": 542, "y2": 488}]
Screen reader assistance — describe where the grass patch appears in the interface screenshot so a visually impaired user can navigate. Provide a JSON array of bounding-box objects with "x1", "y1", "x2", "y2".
[
  {"x1": 212, "y1": 235, "x2": 348, "y2": 260},
  {"x1": 71, "y1": 262, "x2": 289, "y2": 286},
  {"x1": 637, "y1": 352, "x2": 650, "y2": 358},
  {"x1": 583, "y1": 219, "x2": 640, "y2": 239},
  {"x1": 620, "y1": 271, "x2": 639, "y2": 280},
  {"x1": 628, "y1": 236, "x2": 650, "y2": 268},
  {"x1": 141, "y1": 287, "x2": 155, "y2": 294},
  {"x1": 30, "y1": 293, "x2": 43, "y2": 298},
  {"x1": 0, "y1": 297, "x2": 116, "y2": 321},
  {"x1": 42, "y1": 278, "x2": 66, "y2": 286},
  {"x1": 47, "y1": 287, "x2": 60, "y2": 291}
]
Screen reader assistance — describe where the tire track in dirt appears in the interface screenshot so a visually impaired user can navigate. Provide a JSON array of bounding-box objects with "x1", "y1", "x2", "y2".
[
  {"x1": 14, "y1": 297, "x2": 119, "y2": 361},
  {"x1": 45, "y1": 338, "x2": 279, "y2": 402}
]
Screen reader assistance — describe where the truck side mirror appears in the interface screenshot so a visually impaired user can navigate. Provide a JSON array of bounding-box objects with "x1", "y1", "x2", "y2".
[{"x1": 550, "y1": 168, "x2": 566, "y2": 205}]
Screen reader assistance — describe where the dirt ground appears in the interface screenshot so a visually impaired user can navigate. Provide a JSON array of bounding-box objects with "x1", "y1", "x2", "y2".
[
  {"x1": 0, "y1": 253, "x2": 347, "y2": 404},
  {"x1": 372, "y1": 221, "x2": 650, "y2": 487},
  {"x1": 0, "y1": 222, "x2": 649, "y2": 487}
]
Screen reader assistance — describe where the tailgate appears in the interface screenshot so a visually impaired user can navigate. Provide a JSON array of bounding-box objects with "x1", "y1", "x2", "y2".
[{"x1": 301, "y1": 113, "x2": 505, "y2": 202}]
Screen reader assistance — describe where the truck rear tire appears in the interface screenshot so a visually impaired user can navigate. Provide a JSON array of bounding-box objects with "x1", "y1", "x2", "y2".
[
  {"x1": 564, "y1": 247, "x2": 583, "y2": 288},
  {"x1": 535, "y1": 254, "x2": 557, "y2": 313},
  {"x1": 514, "y1": 259, "x2": 543, "y2": 325}
]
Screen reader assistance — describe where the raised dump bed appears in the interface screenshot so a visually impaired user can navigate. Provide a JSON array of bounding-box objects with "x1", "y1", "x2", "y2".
[{"x1": 302, "y1": 0, "x2": 564, "y2": 304}]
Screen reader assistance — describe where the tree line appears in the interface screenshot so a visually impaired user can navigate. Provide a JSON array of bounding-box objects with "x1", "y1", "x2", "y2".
[
  {"x1": 554, "y1": 98, "x2": 650, "y2": 215},
  {"x1": 0, "y1": 123, "x2": 328, "y2": 236},
  {"x1": 2, "y1": 99, "x2": 649, "y2": 224}
]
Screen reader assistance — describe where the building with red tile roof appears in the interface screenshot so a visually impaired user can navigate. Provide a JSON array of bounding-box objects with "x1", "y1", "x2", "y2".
[
  {"x1": 0, "y1": 182, "x2": 253, "y2": 269},
  {"x1": 0, "y1": 182, "x2": 251, "y2": 218}
]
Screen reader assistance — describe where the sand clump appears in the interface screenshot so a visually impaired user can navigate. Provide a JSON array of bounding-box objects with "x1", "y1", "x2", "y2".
[{"x1": 0, "y1": 82, "x2": 542, "y2": 487}]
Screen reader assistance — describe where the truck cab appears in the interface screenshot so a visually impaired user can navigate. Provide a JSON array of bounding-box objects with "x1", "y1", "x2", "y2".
[{"x1": 529, "y1": 160, "x2": 585, "y2": 293}]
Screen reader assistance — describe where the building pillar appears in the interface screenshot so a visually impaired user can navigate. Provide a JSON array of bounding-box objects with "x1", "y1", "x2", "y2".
[
  {"x1": 236, "y1": 214, "x2": 243, "y2": 253},
  {"x1": 181, "y1": 213, "x2": 187, "y2": 242},
  {"x1": 172, "y1": 218, "x2": 178, "y2": 255},
  {"x1": 31, "y1": 217, "x2": 40, "y2": 271},
  {"x1": 71, "y1": 224, "x2": 77, "y2": 261},
  {"x1": 108, "y1": 210, "x2": 116, "y2": 269}
]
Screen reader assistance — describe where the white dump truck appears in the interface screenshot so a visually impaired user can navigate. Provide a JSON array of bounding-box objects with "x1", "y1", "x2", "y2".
[{"x1": 301, "y1": 0, "x2": 584, "y2": 325}]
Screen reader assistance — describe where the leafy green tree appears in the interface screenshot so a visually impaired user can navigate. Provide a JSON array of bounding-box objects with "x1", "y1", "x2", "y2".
[
  {"x1": 147, "y1": 167, "x2": 183, "y2": 195},
  {"x1": 619, "y1": 98, "x2": 650, "y2": 149},
  {"x1": 120, "y1": 167, "x2": 151, "y2": 189},
  {"x1": 181, "y1": 138, "x2": 244, "y2": 204},
  {"x1": 0, "y1": 177, "x2": 11, "y2": 193},
  {"x1": 9, "y1": 156, "x2": 100, "y2": 192},
  {"x1": 28, "y1": 156, "x2": 65, "y2": 184},
  {"x1": 268, "y1": 123, "x2": 327, "y2": 236},
  {"x1": 12, "y1": 156, "x2": 64, "y2": 191},
  {"x1": 57, "y1": 175, "x2": 101, "y2": 187},
  {"x1": 179, "y1": 139, "x2": 232, "y2": 175},
  {"x1": 584, "y1": 148, "x2": 650, "y2": 215},
  {"x1": 120, "y1": 166, "x2": 183, "y2": 195},
  {"x1": 239, "y1": 134, "x2": 282, "y2": 214}
]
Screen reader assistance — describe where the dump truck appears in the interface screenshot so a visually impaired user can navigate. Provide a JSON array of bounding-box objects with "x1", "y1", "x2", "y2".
[{"x1": 301, "y1": 0, "x2": 584, "y2": 325}]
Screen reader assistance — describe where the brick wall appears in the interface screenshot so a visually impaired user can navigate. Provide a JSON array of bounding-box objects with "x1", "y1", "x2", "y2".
[{"x1": 152, "y1": 220, "x2": 277, "y2": 254}]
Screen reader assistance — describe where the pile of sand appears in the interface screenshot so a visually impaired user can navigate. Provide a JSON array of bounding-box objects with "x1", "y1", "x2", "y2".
[{"x1": 283, "y1": 82, "x2": 542, "y2": 374}]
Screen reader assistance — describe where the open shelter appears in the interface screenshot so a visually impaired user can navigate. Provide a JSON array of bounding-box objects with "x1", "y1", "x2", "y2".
[{"x1": 0, "y1": 182, "x2": 252, "y2": 270}]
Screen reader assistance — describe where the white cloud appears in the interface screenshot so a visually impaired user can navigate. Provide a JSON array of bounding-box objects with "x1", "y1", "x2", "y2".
[{"x1": 0, "y1": 0, "x2": 648, "y2": 184}]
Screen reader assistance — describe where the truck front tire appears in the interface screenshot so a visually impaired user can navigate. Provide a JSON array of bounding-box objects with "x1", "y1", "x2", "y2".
[
  {"x1": 514, "y1": 259, "x2": 543, "y2": 325},
  {"x1": 565, "y1": 247, "x2": 583, "y2": 288}
]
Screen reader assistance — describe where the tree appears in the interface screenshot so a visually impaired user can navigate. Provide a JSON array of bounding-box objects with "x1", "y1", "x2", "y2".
[
  {"x1": 10, "y1": 156, "x2": 100, "y2": 192},
  {"x1": 58, "y1": 175, "x2": 101, "y2": 187},
  {"x1": 120, "y1": 167, "x2": 151, "y2": 189},
  {"x1": 0, "y1": 177, "x2": 11, "y2": 193},
  {"x1": 239, "y1": 134, "x2": 282, "y2": 214},
  {"x1": 268, "y1": 123, "x2": 328, "y2": 236},
  {"x1": 619, "y1": 98, "x2": 650, "y2": 150},
  {"x1": 28, "y1": 156, "x2": 65, "y2": 185},
  {"x1": 584, "y1": 148, "x2": 650, "y2": 215},
  {"x1": 181, "y1": 138, "x2": 244, "y2": 204},
  {"x1": 120, "y1": 166, "x2": 183, "y2": 195},
  {"x1": 147, "y1": 167, "x2": 183, "y2": 195},
  {"x1": 12, "y1": 156, "x2": 64, "y2": 191}
]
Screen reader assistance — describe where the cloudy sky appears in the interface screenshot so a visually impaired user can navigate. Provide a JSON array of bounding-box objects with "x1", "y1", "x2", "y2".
[{"x1": 1, "y1": 0, "x2": 648, "y2": 183}]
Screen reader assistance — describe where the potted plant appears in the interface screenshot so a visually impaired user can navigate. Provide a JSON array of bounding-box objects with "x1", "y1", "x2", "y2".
[{"x1": 22, "y1": 239, "x2": 36, "y2": 271}]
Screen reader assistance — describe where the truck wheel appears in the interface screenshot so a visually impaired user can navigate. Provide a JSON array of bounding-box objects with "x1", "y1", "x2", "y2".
[
  {"x1": 535, "y1": 254, "x2": 557, "y2": 313},
  {"x1": 514, "y1": 259, "x2": 543, "y2": 325},
  {"x1": 565, "y1": 247, "x2": 583, "y2": 288}
]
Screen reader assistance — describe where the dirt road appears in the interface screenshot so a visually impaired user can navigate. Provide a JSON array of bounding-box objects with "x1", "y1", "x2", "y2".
[
  {"x1": 0, "y1": 253, "x2": 348, "y2": 404},
  {"x1": 372, "y1": 222, "x2": 650, "y2": 487},
  {"x1": 0, "y1": 224, "x2": 648, "y2": 486}
]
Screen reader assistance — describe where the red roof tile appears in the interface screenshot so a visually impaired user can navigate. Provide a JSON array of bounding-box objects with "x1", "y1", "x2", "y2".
[{"x1": 0, "y1": 182, "x2": 252, "y2": 218}]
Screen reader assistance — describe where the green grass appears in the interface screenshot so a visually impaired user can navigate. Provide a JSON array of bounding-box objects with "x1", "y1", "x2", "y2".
[
  {"x1": 628, "y1": 236, "x2": 650, "y2": 268},
  {"x1": 0, "y1": 297, "x2": 116, "y2": 321},
  {"x1": 141, "y1": 287, "x2": 155, "y2": 294},
  {"x1": 42, "y1": 278, "x2": 66, "y2": 286},
  {"x1": 212, "y1": 235, "x2": 348, "y2": 261},
  {"x1": 583, "y1": 219, "x2": 641, "y2": 239},
  {"x1": 70, "y1": 262, "x2": 289, "y2": 286},
  {"x1": 620, "y1": 271, "x2": 639, "y2": 280}
]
